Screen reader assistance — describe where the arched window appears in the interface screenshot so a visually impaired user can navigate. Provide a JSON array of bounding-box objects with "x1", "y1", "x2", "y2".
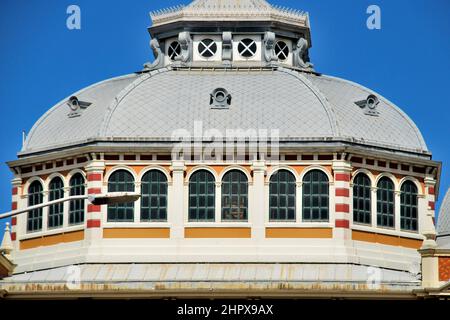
[
  {"x1": 302, "y1": 170, "x2": 329, "y2": 222},
  {"x1": 69, "y1": 173, "x2": 85, "y2": 225},
  {"x1": 222, "y1": 170, "x2": 248, "y2": 221},
  {"x1": 107, "y1": 170, "x2": 135, "y2": 222},
  {"x1": 353, "y1": 173, "x2": 372, "y2": 224},
  {"x1": 269, "y1": 170, "x2": 296, "y2": 221},
  {"x1": 27, "y1": 181, "x2": 43, "y2": 232},
  {"x1": 141, "y1": 170, "x2": 168, "y2": 221},
  {"x1": 48, "y1": 177, "x2": 64, "y2": 228},
  {"x1": 400, "y1": 181, "x2": 418, "y2": 231},
  {"x1": 377, "y1": 177, "x2": 395, "y2": 228},
  {"x1": 189, "y1": 170, "x2": 215, "y2": 221}
]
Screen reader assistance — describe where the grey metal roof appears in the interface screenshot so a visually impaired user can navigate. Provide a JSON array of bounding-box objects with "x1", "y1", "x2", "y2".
[
  {"x1": 437, "y1": 188, "x2": 450, "y2": 248},
  {"x1": 0, "y1": 263, "x2": 420, "y2": 294},
  {"x1": 21, "y1": 67, "x2": 428, "y2": 156}
]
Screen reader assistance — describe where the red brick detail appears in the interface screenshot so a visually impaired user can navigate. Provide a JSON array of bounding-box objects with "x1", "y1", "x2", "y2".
[
  {"x1": 11, "y1": 232, "x2": 16, "y2": 241},
  {"x1": 335, "y1": 188, "x2": 350, "y2": 197},
  {"x1": 429, "y1": 201, "x2": 435, "y2": 210},
  {"x1": 428, "y1": 187, "x2": 435, "y2": 195},
  {"x1": 86, "y1": 219, "x2": 101, "y2": 228},
  {"x1": 335, "y1": 219, "x2": 350, "y2": 228},
  {"x1": 88, "y1": 188, "x2": 102, "y2": 194},
  {"x1": 12, "y1": 187, "x2": 18, "y2": 195},
  {"x1": 87, "y1": 204, "x2": 101, "y2": 212},
  {"x1": 335, "y1": 203, "x2": 350, "y2": 213},
  {"x1": 11, "y1": 202, "x2": 17, "y2": 210},
  {"x1": 87, "y1": 173, "x2": 102, "y2": 182},
  {"x1": 439, "y1": 257, "x2": 450, "y2": 281},
  {"x1": 11, "y1": 217, "x2": 17, "y2": 226},
  {"x1": 335, "y1": 173, "x2": 350, "y2": 182}
]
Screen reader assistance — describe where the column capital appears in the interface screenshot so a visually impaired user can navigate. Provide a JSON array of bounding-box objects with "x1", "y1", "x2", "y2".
[
  {"x1": 424, "y1": 175, "x2": 436, "y2": 187},
  {"x1": 332, "y1": 160, "x2": 352, "y2": 173},
  {"x1": 11, "y1": 177, "x2": 22, "y2": 187},
  {"x1": 170, "y1": 160, "x2": 186, "y2": 172},
  {"x1": 251, "y1": 160, "x2": 266, "y2": 173},
  {"x1": 85, "y1": 160, "x2": 105, "y2": 173}
]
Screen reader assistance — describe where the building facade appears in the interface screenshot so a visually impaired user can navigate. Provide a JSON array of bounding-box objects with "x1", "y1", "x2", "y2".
[{"x1": 0, "y1": 0, "x2": 447, "y2": 299}]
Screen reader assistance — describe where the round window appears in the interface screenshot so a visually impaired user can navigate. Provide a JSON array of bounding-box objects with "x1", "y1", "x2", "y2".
[
  {"x1": 198, "y1": 39, "x2": 217, "y2": 58},
  {"x1": 275, "y1": 40, "x2": 289, "y2": 61},
  {"x1": 238, "y1": 38, "x2": 257, "y2": 58},
  {"x1": 168, "y1": 41, "x2": 181, "y2": 61}
]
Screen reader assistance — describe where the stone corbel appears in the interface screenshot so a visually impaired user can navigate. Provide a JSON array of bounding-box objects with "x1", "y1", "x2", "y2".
[
  {"x1": 263, "y1": 32, "x2": 278, "y2": 63},
  {"x1": 293, "y1": 37, "x2": 314, "y2": 70},
  {"x1": 175, "y1": 31, "x2": 192, "y2": 64},
  {"x1": 143, "y1": 38, "x2": 164, "y2": 70},
  {"x1": 222, "y1": 32, "x2": 232, "y2": 66}
]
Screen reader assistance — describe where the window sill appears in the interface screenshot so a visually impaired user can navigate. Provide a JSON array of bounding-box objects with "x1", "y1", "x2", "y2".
[
  {"x1": 103, "y1": 222, "x2": 171, "y2": 228},
  {"x1": 351, "y1": 224, "x2": 424, "y2": 240},
  {"x1": 20, "y1": 224, "x2": 85, "y2": 241},
  {"x1": 265, "y1": 222, "x2": 333, "y2": 228},
  {"x1": 185, "y1": 222, "x2": 252, "y2": 228}
]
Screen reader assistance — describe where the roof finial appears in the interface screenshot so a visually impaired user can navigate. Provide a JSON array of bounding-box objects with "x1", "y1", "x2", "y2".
[{"x1": 0, "y1": 222, "x2": 13, "y2": 255}]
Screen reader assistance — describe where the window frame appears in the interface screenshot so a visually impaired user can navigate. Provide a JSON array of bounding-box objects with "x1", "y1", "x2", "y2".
[
  {"x1": 27, "y1": 180, "x2": 44, "y2": 233},
  {"x1": 188, "y1": 170, "x2": 216, "y2": 222},
  {"x1": 69, "y1": 173, "x2": 85, "y2": 225},
  {"x1": 48, "y1": 177, "x2": 64, "y2": 229},
  {"x1": 221, "y1": 170, "x2": 249, "y2": 222},
  {"x1": 302, "y1": 170, "x2": 329, "y2": 222},
  {"x1": 269, "y1": 170, "x2": 296, "y2": 222},
  {"x1": 353, "y1": 173, "x2": 372, "y2": 225},
  {"x1": 376, "y1": 177, "x2": 395, "y2": 228},
  {"x1": 107, "y1": 170, "x2": 135, "y2": 222},
  {"x1": 400, "y1": 180, "x2": 419, "y2": 232},
  {"x1": 140, "y1": 170, "x2": 168, "y2": 222}
]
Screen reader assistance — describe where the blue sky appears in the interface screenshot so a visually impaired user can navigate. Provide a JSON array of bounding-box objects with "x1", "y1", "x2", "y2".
[{"x1": 0, "y1": 0, "x2": 449, "y2": 240}]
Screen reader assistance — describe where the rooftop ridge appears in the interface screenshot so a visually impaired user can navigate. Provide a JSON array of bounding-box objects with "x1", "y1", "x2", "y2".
[{"x1": 150, "y1": 0, "x2": 308, "y2": 27}]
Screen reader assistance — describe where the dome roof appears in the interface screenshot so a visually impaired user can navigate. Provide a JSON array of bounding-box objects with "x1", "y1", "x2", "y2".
[
  {"x1": 437, "y1": 188, "x2": 450, "y2": 248},
  {"x1": 21, "y1": 67, "x2": 428, "y2": 156}
]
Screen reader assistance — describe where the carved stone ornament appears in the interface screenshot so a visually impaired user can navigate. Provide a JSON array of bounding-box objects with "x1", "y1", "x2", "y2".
[
  {"x1": 293, "y1": 37, "x2": 314, "y2": 70},
  {"x1": 222, "y1": 32, "x2": 233, "y2": 65},
  {"x1": 263, "y1": 32, "x2": 278, "y2": 63},
  {"x1": 143, "y1": 38, "x2": 164, "y2": 70},
  {"x1": 175, "y1": 31, "x2": 192, "y2": 63}
]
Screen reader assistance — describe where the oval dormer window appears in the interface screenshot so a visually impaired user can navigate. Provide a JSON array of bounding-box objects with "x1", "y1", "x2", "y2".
[
  {"x1": 275, "y1": 40, "x2": 289, "y2": 61},
  {"x1": 198, "y1": 39, "x2": 217, "y2": 58},
  {"x1": 238, "y1": 38, "x2": 257, "y2": 58},
  {"x1": 168, "y1": 41, "x2": 181, "y2": 61}
]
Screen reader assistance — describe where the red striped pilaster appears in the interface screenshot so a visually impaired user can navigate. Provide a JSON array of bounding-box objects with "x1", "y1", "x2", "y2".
[
  {"x1": 335, "y1": 173, "x2": 350, "y2": 182},
  {"x1": 335, "y1": 188, "x2": 350, "y2": 197},
  {"x1": 335, "y1": 203, "x2": 350, "y2": 213},
  {"x1": 10, "y1": 178, "x2": 22, "y2": 247},
  {"x1": 335, "y1": 219, "x2": 350, "y2": 228},
  {"x1": 332, "y1": 161, "x2": 352, "y2": 237},
  {"x1": 85, "y1": 161, "x2": 106, "y2": 240},
  {"x1": 87, "y1": 219, "x2": 101, "y2": 228}
]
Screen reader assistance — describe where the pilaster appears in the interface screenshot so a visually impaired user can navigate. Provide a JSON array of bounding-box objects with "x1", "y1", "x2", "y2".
[
  {"x1": 10, "y1": 177, "x2": 22, "y2": 251},
  {"x1": 250, "y1": 161, "x2": 266, "y2": 240},
  {"x1": 84, "y1": 160, "x2": 105, "y2": 242},
  {"x1": 170, "y1": 160, "x2": 186, "y2": 239},
  {"x1": 332, "y1": 160, "x2": 352, "y2": 240}
]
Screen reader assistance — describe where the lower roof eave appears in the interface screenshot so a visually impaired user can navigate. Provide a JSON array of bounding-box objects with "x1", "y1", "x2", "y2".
[
  {"x1": 11, "y1": 139, "x2": 434, "y2": 167},
  {"x1": 0, "y1": 287, "x2": 420, "y2": 300}
]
